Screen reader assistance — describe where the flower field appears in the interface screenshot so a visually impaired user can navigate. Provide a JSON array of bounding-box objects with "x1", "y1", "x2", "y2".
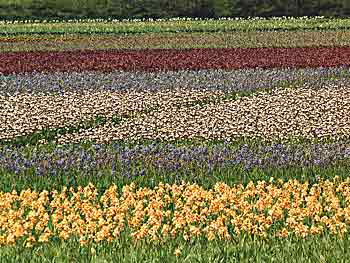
[
  {"x1": 2, "y1": 47, "x2": 350, "y2": 74},
  {"x1": 1, "y1": 17, "x2": 350, "y2": 262}
]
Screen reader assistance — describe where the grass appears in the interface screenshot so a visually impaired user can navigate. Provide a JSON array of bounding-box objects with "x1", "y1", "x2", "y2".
[{"x1": 1, "y1": 232, "x2": 349, "y2": 262}]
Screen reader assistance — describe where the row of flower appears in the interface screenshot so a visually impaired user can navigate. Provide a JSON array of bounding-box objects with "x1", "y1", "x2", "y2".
[
  {"x1": 57, "y1": 86, "x2": 350, "y2": 143},
  {"x1": 1, "y1": 67, "x2": 349, "y2": 95},
  {"x1": 1, "y1": 47, "x2": 350, "y2": 75},
  {"x1": 0, "y1": 141, "x2": 349, "y2": 179},
  {"x1": 0, "y1": 88, "x2": 223, "y2": 140},
  {"x1": 2, "y1": 31, "x2": 350, "y2": 52},
  {"x1": 1, "y1": 178, "x2": 349, "y2": 247},
  {"x1": 0, "y1": 16, "x2": 328, "y2": 24},
  {"x1": 1, "y1": 17, "x2": 346, "y2": 35},
  {"x1": 2, "y1": 85, "x2": 350, "y2": 143}
]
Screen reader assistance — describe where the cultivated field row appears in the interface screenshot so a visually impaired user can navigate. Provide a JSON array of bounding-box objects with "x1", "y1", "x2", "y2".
[
  {"x1": 2, "y1": 31, "x2": 350, "y2": 52},
  {"x1": 1, "y1": 17, "x2": 349, "y2": 35},
  {"x1": 1, "y1": 47, "x2": 350, "y2": 74}
]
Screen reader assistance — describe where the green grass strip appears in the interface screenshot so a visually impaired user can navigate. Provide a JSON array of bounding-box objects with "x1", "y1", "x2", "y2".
[{"x1": 0, "y1": 223, "x2": 349, "y2": 262}]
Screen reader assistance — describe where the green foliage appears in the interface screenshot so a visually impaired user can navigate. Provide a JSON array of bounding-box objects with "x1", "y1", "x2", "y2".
[
  {"x1": 1, "y1": 231, "x2": 350, "y2": 262},
  {"x1": 0, "y1": 0, "x2": 349, "y2": 20}
]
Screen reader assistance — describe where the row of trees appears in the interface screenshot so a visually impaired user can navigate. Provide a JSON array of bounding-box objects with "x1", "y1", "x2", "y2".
[{"x1": 0, "y1": 0, "x2": 349, "y2": 20}]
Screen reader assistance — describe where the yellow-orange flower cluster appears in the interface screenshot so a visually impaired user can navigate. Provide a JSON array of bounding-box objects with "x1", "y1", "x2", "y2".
[{"x1": 1, "y1": 177, "x2": 350, "y2": 247}]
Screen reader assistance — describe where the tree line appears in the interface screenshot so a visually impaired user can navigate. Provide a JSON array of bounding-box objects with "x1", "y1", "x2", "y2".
[{"x1": 0, "y1": 0, "x2": 349, "y2": 20}]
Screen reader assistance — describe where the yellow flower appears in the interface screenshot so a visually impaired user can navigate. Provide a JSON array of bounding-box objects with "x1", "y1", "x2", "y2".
[
  {"x1": 189, "y1": 225, "x2": 201, "y2": 237},
  {"x1": 174, "y1": 248, "x2": 181, "y2": 257},
  {"x1": 79, "y1": 238, "x2": 88, "y2": 246},
  {"x1": 275, "y1": 228, "x2": 289, "y2": 238},
  {"x1": 59, "y1": 230, "x2": 70, "y2": 240}
]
